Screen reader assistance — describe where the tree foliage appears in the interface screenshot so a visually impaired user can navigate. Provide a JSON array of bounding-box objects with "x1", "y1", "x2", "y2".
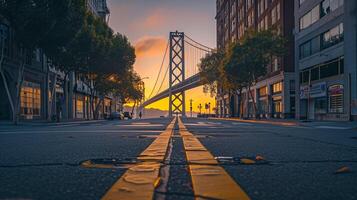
[{"x1": 0, "y1": 0, "x2": 142, "y2": 122}]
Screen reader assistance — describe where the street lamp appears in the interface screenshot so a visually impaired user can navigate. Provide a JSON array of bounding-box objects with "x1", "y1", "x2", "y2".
[{"x1": 138, "y1": 77, "x2": 149, "y2": 118}]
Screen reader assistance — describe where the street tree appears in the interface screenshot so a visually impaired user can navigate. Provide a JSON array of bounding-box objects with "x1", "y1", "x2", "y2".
[
  {"x1": 223, "y1": 29, "x2": 286, "y2": 117},
  {"x1": 0, "y1": 0, "x2": 86, "y2": 124}
]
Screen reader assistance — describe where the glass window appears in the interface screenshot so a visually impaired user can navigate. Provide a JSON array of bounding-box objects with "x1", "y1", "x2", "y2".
[
  {"x1": 302, "y1": 70, "x2": 310, "y2": 83},
  {"x1": 272, "y1": 82, "x2": 283, "y2": 94},
  {"x1": 311, "y1": 67, "x2": 319, "y2": 81},
  {"x1": 21, "y1": 81, "x2": 41, "y2": 117},
  {"x1": 259, "y1": 86, "x2": 268, "y2": 97},
  {"x1": 311, "y1": 36, "x2": 320, "y2": 55},
  {"x1": 320, "y1": 60, "x2": 339, "y2": 79}
]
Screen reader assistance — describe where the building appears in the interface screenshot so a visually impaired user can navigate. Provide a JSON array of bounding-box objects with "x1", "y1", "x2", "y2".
[
  {"x1": 216, "y1": 0, "x2": 295, "y2": 119},
  {"x1": 0, "y1": 0, "x2": 117, "y2": 122},
  {"x1": 295, "y1": 0, "x2": 356, "y2": 121},
  {"x1": 87, "y1": 0, "x2": 110, "y2": 21}
]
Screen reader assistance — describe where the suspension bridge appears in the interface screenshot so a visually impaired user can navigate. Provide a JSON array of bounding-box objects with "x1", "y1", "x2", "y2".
[{"x1": 139, "y1": 31, "x2": 213, "y2": 117}]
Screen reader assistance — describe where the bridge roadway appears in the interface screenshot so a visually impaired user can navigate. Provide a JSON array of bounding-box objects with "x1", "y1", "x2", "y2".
[{"x1": 141, "y1": 73, "x2": 201, "y2": 108}]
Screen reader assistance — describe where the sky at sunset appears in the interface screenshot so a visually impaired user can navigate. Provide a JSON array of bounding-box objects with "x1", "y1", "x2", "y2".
[{"x1": 107, "y1": 0, "x2": 217, "y2": 113}]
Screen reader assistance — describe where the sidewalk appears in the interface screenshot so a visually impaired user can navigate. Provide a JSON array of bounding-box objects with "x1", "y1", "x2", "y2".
[
  {"x1": 211, "y1": 117, "x2": 357, "y2": 129},
  {"x1": 0, "y1": 119, "x2": 106, "y2": 127}
]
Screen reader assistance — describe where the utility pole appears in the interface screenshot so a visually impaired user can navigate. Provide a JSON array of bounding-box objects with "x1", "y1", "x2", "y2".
[{"x1": 190, "y1": 99, "x2": 193, "y2": 117}]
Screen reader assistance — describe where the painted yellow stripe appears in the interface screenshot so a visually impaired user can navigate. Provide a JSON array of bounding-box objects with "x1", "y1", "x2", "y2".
[
  {"x1": 178, "y1": 117, "x2": 251, "y2": 200},
  {"x1": 101, "y1": 118, "x2": 176, "y2": 200}
]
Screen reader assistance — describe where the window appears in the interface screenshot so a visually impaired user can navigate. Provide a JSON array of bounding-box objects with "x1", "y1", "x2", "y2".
[
  {"x1": 328, "y1": 84, "x2": 344, "y2": 113},
  {"x1": 322, "y1": 0, "x2": 343, "y2": 13},
  {"x1": 320, "y1": 60, "x2": 339, "y2": 79},
  {"x1": 300, "y1": 5, "x2": 320, "y2": 30},
  {"x1": 300, "y1": 57, "x2": 344, "y2": 83},
  {"x1": 259, "y1": 86, "x2": 268, "y2": 97},
  {"x1": 21, "y1": 81, "x2": 41, "y2": 117},
  {"x1": 300, "y1": 0, "x2": 343, "y2": 31},
  {"x1": 321, "y1": 23, "x2": 344, "y2": 49},
  {"x1": 272, "y1": 57, "x2": 280, "y2": 72},
  {"x1": 311, "y1": 67, "x2": 320, "y2": 81},
  {"x1": 272, "y1": 82, "x2": 283, "y2": 94},
  {"x1": 299, "y1": 24, "x2": 343, "y2": 59}
]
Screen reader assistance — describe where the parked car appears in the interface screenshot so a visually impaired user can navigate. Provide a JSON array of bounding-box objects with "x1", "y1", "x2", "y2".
[
  {"x1": 108, "y1": 112, "x2": 124, "y2": 120},
  {"x1": 123, "y1": 112, "x2": 132, "y2": 119}
]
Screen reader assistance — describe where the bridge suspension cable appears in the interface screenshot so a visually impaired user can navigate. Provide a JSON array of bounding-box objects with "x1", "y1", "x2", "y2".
[{"x1": 147, "y1": 40, "x2": 169, "y2": 100}]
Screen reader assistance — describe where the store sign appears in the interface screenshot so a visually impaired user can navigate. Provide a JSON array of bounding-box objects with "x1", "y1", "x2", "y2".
[
  {"x1": 328, "y1": 84, "x2": 344, "y2": 95},
  {"x1": 300, "y1": 82, "x2": 327, "y2": 99}
]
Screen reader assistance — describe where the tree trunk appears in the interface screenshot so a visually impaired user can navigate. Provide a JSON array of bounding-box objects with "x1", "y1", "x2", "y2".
[
  {"x1": 93, "y1": 98, "x2": 103, "y2": 120},
  {"x1": 248, "y1": 85, "x2": 258, "y2": 119},
  {"x1": 0, "y1": 38, "x2": 16, "y2": 121},
  {"x1": 13, "y1": 60, "x2": 26, "y2": 125}
]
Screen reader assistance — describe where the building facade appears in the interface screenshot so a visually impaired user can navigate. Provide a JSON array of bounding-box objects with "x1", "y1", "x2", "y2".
[
  {"x1": 295, "y1": 0, "x2": 356, "y2": 121},
  {"x1": 216, "y1": 0, "x2": 295, "y2": 119}
]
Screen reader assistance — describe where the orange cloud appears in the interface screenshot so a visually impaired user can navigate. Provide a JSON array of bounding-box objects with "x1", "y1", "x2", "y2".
[
  {"x1": 143, "y1": 12, "x2": 167, "y2": 28},
  {"x1": 134, "y1": 36, "x2": 167, "y2": 57}
]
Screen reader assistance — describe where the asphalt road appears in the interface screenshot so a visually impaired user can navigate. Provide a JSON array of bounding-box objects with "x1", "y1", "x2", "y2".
[{"x1": 0, "y1": 118, "x2": 357, "y2": 200}]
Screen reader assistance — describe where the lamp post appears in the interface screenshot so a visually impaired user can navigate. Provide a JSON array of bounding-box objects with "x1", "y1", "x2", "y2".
[{"x1": 139, "y1": 77, "x2": 149, "y2": 118}]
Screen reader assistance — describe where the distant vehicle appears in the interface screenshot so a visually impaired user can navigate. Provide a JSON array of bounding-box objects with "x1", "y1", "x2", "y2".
[
  {"x1": 123, "y1": 112, "x2": 132, "y2": 119},
  {"x1": 160, "y1": 116, "x2": 165, "y2": 118},
  {"x1": 108, "y1": 112, "x2": 124, "y2": 120}
]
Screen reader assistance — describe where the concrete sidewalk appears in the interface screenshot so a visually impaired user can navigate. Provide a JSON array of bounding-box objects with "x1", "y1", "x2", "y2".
[
  {"x1": 0, "y1": 119, "x2": 107, "y2": 127},
  {"x1": 211, "y1": 117, "x2": 357, "y2": 129}
]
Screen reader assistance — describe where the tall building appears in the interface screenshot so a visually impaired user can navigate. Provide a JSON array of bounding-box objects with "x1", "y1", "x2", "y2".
[
  {"x1": 87, "y1": 0, "x2": 110, "y2": 21},
  {"x1": 216, "y1": 0, "x2": 295, "y2": 119},
  {"x1": 295, "y1": 0, "x2": 356, "y2": 121}
]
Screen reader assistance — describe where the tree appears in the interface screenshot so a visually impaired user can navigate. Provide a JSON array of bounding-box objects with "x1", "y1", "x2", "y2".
[
  {"x1": 223, "y1": 29, "x2": 286, "y2": 118},
  {"x1": 0, "y1": 0, "x2": 87, "y2": 124},
  {"x1": 198, "y1": 50, "x2": 225, "y2": 97}
]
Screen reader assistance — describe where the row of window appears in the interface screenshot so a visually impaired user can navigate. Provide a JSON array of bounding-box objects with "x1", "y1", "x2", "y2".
[
  {"x1": 299, "y1": 0, "x2": 343, "y2": 31},
  {"x1": 299, "y1": 23, "x2": 343, "y2": 59},
  {"x1": 300, "y1": 57, "x2": 344, "y2": 84}
]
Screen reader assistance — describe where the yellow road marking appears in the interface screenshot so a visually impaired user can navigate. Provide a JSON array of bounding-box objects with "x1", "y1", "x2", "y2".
[
  {"x1": 101, "y1": 118, "x2": 176, "y2": 200},
  {"x1": 178, "y1": 117, "x2": 251, "y2": 200}
]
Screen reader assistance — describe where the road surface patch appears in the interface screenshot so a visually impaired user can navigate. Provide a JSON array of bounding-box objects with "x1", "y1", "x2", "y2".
[
  {"x1": 101, "y1": 118, "x2": 175, "y2": 200},
  {"x1": 178, "y1": 118, "x2": 251, "y2": 200}
]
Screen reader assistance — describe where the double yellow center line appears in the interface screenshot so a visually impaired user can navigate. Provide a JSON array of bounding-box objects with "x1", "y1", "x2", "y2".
[
  {"x1": 102, "y1": 118, "x2": 250, "y2": 200},
  {"x1": 102, "y1": 119, "x2": 175, "y2": 200}
]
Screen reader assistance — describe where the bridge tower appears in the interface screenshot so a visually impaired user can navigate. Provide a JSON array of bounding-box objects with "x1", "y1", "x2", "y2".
[{"x1": 169, "y1": 31, "x2": 186, "y2": 117}]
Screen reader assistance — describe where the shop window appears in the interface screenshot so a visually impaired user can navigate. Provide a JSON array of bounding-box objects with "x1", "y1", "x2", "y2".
[
  {"x1": 20, "y1": 81, "x2": 41, "y2": 117},
  {"x1": 328, "y1": 84, "x2": 344, "y2": 113},
  {"x1": 76, "y1": 99, "x2": 84, "y2": 115},
  {"x1": 315, "y1": 98, "x2": 327, "y2": 114}
]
